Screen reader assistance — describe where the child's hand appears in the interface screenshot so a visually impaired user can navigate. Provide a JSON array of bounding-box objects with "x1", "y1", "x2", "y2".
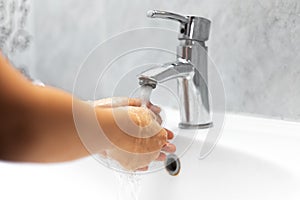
[{"x1": 92, "y1": 97, "x2": 176, "y2": 171}]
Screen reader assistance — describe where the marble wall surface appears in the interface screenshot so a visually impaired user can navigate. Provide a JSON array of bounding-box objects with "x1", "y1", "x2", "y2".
[
  {"x1": 8, "y1": 0, "x2": 300, "y2": 121},
  {"x1": 0, "y1": 0, "x2": 35, "y2": 75}
]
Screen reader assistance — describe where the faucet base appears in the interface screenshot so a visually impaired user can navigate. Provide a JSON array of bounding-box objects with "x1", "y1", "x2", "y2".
[{"x1": 179, "y1": 122, "x2": 213, "y2": 129}]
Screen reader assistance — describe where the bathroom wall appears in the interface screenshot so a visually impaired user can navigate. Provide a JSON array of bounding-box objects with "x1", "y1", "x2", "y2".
[
  {"x1": 18, "y1": 0, "x2": 300, "y2": 121},
  {"x1": 0, "y1": 0, "x2": 35, "y2": 75}
]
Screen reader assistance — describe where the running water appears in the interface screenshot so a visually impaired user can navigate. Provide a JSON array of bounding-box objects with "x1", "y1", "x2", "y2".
[
  {"x1": 139, "y1": 85, "x2": 153, "y2": 107},
  {"x1": 114, "y1": 172, "x2": 142, "y2": 200},
  {"x1": 112, "y1": 86, "x2": 154, "y2": 200}
]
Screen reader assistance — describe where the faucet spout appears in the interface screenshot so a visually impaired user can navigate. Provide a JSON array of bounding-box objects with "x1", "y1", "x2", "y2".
[
  {"x1": 138, "y1": 58, "x2": 212, "y2": 129},
  {"x1": 138, "y1": 61, "x2": 194, "y2": 88}
]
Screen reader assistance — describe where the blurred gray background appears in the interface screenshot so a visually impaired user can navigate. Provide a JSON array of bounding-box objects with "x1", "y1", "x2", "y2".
[{"x1": 2, "y1": 0, "x2": 300, "y2": 121}]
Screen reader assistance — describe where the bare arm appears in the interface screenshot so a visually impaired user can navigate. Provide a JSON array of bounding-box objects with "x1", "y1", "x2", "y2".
[
  {"x1": 0, "y1": 52, "x2": 174, "y2": 167},
  {"x1": 0, "y1": 52, "x2": 92, "y2": 162}
]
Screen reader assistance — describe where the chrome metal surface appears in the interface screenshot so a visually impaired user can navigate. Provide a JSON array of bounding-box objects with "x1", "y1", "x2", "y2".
[
  {"x1": 138, "y1": 10, "x2": 212, "y2": 129},
  {"x1": 147, "y1": 10, "x2": 211, "y2": 42},
  {"x1": 147, "y1": 10, "x2": 188, "y2": 24},
  {"x1": 179, "y1": 16, "x2": 211, "y2": 42},
  {"x1": 179, "y1": 122, "x2": 213, "y2": 129},
  {"x1": 139, "y1": 61, "x2": 194, "y2": 84}
]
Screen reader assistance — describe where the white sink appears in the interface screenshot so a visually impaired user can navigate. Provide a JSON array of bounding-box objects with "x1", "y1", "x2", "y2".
[{"x1": 1, "y1": 110, "x2": 300, "y2": 200}]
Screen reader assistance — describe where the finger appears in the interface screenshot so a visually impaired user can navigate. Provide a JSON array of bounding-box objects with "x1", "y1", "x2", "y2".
[
  {"x1": 155, "y1": 152, "x2": 167, "y2": 161},
  {"x1": 147, "y1": 102, "x2": 161, "y2": 114},
  {"x1": 92, "y1": 98, "x2": 112, "y2": 108},
  {"x1": 94, "y1": 97, "x2": 142, "y2": 108},
  {"x1": 148, "y1": 109, "x2": 162, "y2": 125},
  {"x1": 154, "y1": 113, "x2": 163, "y2": 125},
  {"x1": 128, "y1": 98, "x2": 142, "y2": 107},
  {"x1": 137, "y1": 166, "x2": 149, "y2": 171},
  {"x1": 165, "y1": 128, "x2": 174, "y2": 139},
  {"x1": 162, "y1": 143, "x2": 176, "y2": 153}
]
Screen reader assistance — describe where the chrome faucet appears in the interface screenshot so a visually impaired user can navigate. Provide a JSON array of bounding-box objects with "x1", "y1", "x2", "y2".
[{"x1": 138, "y1": 10, "x2": 212, "y2": 129}]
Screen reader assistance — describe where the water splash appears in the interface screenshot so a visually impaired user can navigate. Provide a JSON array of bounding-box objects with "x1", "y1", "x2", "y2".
[{"x1": 114, "y1": 172, "x2": 142, "y2": 200}]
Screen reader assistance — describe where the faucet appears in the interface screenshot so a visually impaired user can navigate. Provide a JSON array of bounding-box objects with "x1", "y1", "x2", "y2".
[{"x1": 138, "y1": 10, "x2": 212, "y2": 129}]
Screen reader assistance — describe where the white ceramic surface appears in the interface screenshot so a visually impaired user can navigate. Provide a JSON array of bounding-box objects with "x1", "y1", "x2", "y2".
[{"x1": 1, "y1": 109, "x2": 300, "y2": 200}]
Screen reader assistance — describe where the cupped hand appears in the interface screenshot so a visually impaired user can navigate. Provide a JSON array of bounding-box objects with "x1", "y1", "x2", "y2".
[{"x1": 92, "y1": 97, "x2": 176, "y2": 171}]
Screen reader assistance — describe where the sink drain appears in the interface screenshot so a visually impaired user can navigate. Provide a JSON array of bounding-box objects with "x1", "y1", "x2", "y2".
[{"x1": 165, "y1": 154, "x2": 181, "y2": 176}]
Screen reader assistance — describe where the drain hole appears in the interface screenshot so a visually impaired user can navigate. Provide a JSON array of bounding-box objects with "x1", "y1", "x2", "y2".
[
  {"x1": 180, "y1": 28, "x2": 185, "y2": 34},
  {"x1": 165, "y1": 154, "x2": 181, "y2": 176}
]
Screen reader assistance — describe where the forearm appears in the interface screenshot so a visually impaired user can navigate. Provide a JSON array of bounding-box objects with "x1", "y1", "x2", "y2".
[
  {"x1": 19, "y1": 87, "x2": 90, "y2": 162},
  {"x1": 0, "y1": 52, "x2": 36, "y2": 161},
  {"x1": 0, "y1": 52, "x2": 108, "y2": 162}
]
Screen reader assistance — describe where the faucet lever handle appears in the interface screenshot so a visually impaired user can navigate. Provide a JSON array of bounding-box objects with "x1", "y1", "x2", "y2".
[
  {"x1": 147, "y1": 10, "x2": 211, "y2": 42},
  {"x1": 147, "y1": 10, "x2": 188, "y2": 24}
]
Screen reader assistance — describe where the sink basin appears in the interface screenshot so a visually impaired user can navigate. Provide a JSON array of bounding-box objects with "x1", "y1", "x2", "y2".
[{"x1": 1, "y1": 109, "x2": 300, "y2": 200}]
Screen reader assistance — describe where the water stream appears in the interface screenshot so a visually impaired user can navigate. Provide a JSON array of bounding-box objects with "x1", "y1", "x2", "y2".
[
  {"x1": 139, "y1": 85, "x2": 153, "y2": 107},
  {"x1": 114, "y1": 172, "x2": 142, "y2": 200},
  {"x1": 113, "y1": 85, "x2": 154, "y2": 200}
]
